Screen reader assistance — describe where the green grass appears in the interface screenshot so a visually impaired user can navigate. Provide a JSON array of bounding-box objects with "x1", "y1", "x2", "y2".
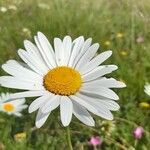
[{"x1": 0, "y1": 0, "x2": 150, "y2": 149}]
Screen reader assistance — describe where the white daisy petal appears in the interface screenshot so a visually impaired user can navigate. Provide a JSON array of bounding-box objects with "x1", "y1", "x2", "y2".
[
  {"x1": 80, "y1": 86, "x2": 119, "y2": 100},
  {"x1": 68, "y1": 36, "x2": 84, "y2": 67},
  {"x1": 0, "y1": 93, "x2": 11, "y2": 103},
  {"x1": 41, "y1": 95, "x2": 60, "y2": 113},
  {"x1": 8, "y1": 91, "x2": 48, "y2": 100},
  {"x1": 62, "y1": 36, "x2": 72, "y2": 65},
  {"x1": 72, "y1": 38, "x2": 92, "y2": 67},
  {"x1": 35, "y1": 109, "x2": 50, "y2": 128},
  {"x1": 76, "y1": 94, "x2": 115, "y2": 115},
  {"x1": 34, "y1": 36, "x2": 53, "y2": 69},
  {"x1": 22, "y1": 49, "x2": 48, "y2": 74},
  {"x1": 76, "y1": 93, "x2": 120, "y2": 111},
  {"x1": 144, "y1": 83, "x2": 150, "y2": 96},
  {"x1": 37, "y1": 32, "x2": 57, "y2": 67},
  {"x1": 60, "y1": 96, "x2": 73, "y2": 126},
  {"x1": 2, "y1": 60, "x2": 42, "y2": 83},
  {"x1": 83, "y1": 78, "x2": 126, "y2": 88},
  {"x1": 54, "y1": 37, "x2": 64, "y2": 66},
  {"x1": 28, "y1": 94, "x2": 52, "y2": 113},
  {"x1": 75, "y1": 43, "x2": 99, "y2": 71},
  {"x1": 18, "y1": 49, "x2": 45, "y2": 75},
  {"x1": 82, "y1": 65, "x2": 118, "y2": 82},
  {"x1": 70, "y1": 95, "x2": 113, "y2": 120},
  {"x1": 24, "y1": 40, "x2": 49, "y2": 71},
  {"x1": 79, "y1": 50, "x2": 112, "y2": 74},
  {"x1": 14, "y1": 112, "x2": 22, "y2": 117},
  {"x1": 72, "y1": 100, "x2": 95, "y2": 126},
  {"x1": 16, "y1": 104, "x2": 28, "y2": 110},
  {"x1": 0, "y1": 76, "x2": 44, "y2": 91},
  {"x1": 24, "y1": 40, "x2": 42, "y2": 58},
  {"x1": 9, "y1": 98, "x2": 26, "y2": 106}
]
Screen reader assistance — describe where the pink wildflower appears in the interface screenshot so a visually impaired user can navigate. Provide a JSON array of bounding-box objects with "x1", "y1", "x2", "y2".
[
  {"x1": 133, "y1": 126, "x2": 144, "y2": 139},
  {"x1": 89, "y1": 136, "x2": 102, "y2": 146}
]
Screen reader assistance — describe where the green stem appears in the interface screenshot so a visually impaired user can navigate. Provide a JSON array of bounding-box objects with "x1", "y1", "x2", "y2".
[
  {"x1": 94, "y1": 145, "x2": 98, "y2": 150},
  {"x1": 134, "y1": 139, "x2": 138, "y2": 148},
  {"x1": 66, "y1": 126, "x2": 73, "y2": 150}
]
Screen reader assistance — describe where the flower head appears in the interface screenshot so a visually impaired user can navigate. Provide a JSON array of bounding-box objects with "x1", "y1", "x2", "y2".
[
  {"x1": 101, "y1": 120, "x2": 116, "y2": 136},
  {"x1": 133, "y1": 126, "x2": 144, "y2": 139},
  {"x1": 0, "y1": 7, "x2": 7, "y2": 13},
  {"x1": 120, "y1": 50, "x2": 128, "y2": 56},
  {"x1": 116, "y1": 32, "x2": 124, "y2": 38},
  {"x1": 144, "y1": 83, "x2": 150, "y2": 96},
  {"x1": 136, "y1": 36, "x2": 144, "y2": 44},
  {"x1": 0, "y1": 32, "x2": 126, "y2": 128},
  {"x1": 14, "y1": 132, "x2": 26, "y2": 142},
  {"x1": 8, "y1": 5, "x2": 17, "y2": 11},
  {"x1": 0, "y1": 93, "x2": 27, "y2": 116},
  {"x1": 104, "y1": 41, "x2": 111, "y2": 46},
  {"x1": 139, "y1": 102, "x2": 150, "y2": 108},
  {"x1": 22, "y1": 28, "x2": 31, "y2": 38},
  {"x1": 89, "y1": 136, "x2": 102, "y2": 146},
  {"x1": 38, "y1": 3, "x2": 50, "y2": 10}
]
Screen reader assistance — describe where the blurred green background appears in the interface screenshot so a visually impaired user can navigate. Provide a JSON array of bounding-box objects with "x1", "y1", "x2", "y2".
[{"x1": 0, "y1": 0, "x2": 150, "y2": 149}]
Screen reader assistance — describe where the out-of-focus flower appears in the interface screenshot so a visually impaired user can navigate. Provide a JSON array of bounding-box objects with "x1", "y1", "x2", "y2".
[
  {"x1": 38, "y1": 3, "x2": 50, "y2": 10},
  {"x1": 133, "y1": 126, "x2": 144, "y2": 139},
  {"x1": 0, "y1": 7, "x2": 7, "y2": 13},
  {"x1": 14, "y1": 132, "x2": 26, "y2": 142},
  {"x1": 120, "y1": 50, "x2": 128, "y2": 56},
  {"x1": 0, "y1": 142, "x2": 5, "y2": 150},
  {"x1": 14, "y1": 0, "x2": 23, "y2": 4},
  {"x1": 136, "y1": 36, "x2": 144, "y2": 44},
  {"x1": 104, "y1": 41, "x2": 111, "y2": 46},
  {"x1": 22, "y1": 28, "x2": 31, "y2": 38},
  {"x1": 139, "y1": 102, "x2": 150, "y2": 108},
  {"x1": 89, "y1": 136, "x2": 102, "y2": 146},
  {"x1": 116, "y1": 32, "x2": 124, "y2": 38},
  {"x1": 144, "y1": 83, "x2": 150, "y2": 96},
  {"x1": 0, "y1": 93, "x2": 27, "y2": 117},
  {"x1": 101, "y1": 120, "x2": 116, "y2": 136},
  {"x1": 8, "y1": 5, "x2": 17, "y2": 11}
]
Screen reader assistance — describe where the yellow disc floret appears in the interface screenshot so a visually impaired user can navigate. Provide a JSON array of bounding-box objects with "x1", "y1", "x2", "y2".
[
  {"x1": 44, "y1": 66, "x2": 82, "y2": 96},
  {"x1": 3, "y1": 103, "x2": 14, "y2": 112}
]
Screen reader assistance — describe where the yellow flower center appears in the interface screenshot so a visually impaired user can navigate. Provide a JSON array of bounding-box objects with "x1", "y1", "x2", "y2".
[
  {"x1": 44, "y1": 66, "x2": 82, "y2": 96},
  {"x1": 3, "y1": 103, "x2": 14, "y2": 112}
]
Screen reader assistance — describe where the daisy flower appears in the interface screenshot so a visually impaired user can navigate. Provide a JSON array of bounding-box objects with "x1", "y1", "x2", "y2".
[
  {"x1": 0, "y1": 93, "x2": 27, "y2": 117},
  {"x1": 0, "y1": 32, "x2": 126, "y2": 128}
]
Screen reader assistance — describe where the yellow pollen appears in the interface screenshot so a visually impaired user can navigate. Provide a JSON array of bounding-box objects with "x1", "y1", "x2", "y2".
[
  {"x1": 3, "y1": 103, "x2": 14, "y2": 112},
  {"x1": 44, "y1": 66, "x2": 82, "y2": 96}
]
